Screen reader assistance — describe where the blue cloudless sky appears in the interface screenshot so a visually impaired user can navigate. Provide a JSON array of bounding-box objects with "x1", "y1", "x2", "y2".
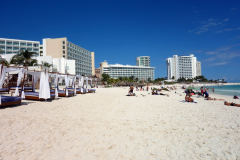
[{"x1": 1, "y1": 0, "x2": 240, "y2": 82}]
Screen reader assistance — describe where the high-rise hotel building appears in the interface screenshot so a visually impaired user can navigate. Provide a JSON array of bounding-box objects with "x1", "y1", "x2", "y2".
[
  {"x1": 41, "y1": 38, "x2": 95, "y2": 76},
  {"x1": 0, "y1": 38, "x2": 40, "y2": 55},
  {"x1": 136, "y1": 56, "x2": 150, "y2": 67},
  {"x1": 166, "y1": 54, "x2": 201, "y2": 80},
  {"x1": 100, "y1": 61, "x2": 155, "y2": 81}
]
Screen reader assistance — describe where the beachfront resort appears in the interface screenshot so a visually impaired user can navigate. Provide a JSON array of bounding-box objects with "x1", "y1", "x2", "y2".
[{"x1": 0, "y1": 37, "x2": 240, "y2": 159}]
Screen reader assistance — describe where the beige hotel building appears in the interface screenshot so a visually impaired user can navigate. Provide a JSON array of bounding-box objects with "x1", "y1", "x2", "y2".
[{"x1": 41, "y1": 38, "x2": 95, "y2": 76}]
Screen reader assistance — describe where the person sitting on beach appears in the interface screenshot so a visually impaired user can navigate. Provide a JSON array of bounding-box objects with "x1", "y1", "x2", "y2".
[
  {"x1": 200, "y1": 88, "x2": 204, "y2": 96},
  {"x1": 224, "y1": 101, "x2": 240, "y2": 107},
  {"x1": 190, "y1": 89, "x2": 195, "y2": 94},
  {"x1": 205, "y1": 97, "x2": 225, "y2": 101},
  {"x1": 203, "y1": 91, "x2": 209, "y2": 98},
  {"x1": 185, "y1": 95, "x2": 194, "y2": 102},
  {"x1": 233, "y1": 95, "x2": 239, "y2": 99},
  {"x1": 152, "y1": 91, "x2": 157, "y2": 95},
  {"x1": 128, "y1": 85, "x2": 134, "y2": 96}
]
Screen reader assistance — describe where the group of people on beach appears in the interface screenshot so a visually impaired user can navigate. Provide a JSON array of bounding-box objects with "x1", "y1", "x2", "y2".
[
  {"x1": 127, "y1": 85, "x2": 240, "y2": 107},
  {"x1": 127, "y1": 85, "x2": 169, "y2": 97},
  {"x1": 183, "y1": 87, "x2": 240, "y2": 107}
]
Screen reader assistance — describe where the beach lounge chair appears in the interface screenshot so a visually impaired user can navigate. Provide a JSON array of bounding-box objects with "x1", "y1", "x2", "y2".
[
  {"x1": 0, "y1": 88, "x2": 10, "y2": 94},
  {"x1": 0, "y1": 96, "x2": 21, "y2": 107},
  {"x1": 23, "y1": 86, "x2": 34, "y2": 92},
  {"x1": 50, "y1": 89, "x2": 74, "y2": 97},
  {"x1": 19, "y1": 91, "x2": 55, "y2": 101},
  {"x1": 67, "y1": 87, "x2": 86, "y2": 94},
  {"x1": 87, "y1": 88, "x2": 96, "y2": 93}
]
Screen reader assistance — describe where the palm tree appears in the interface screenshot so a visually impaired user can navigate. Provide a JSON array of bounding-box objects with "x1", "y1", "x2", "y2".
[
  {"x1": 11, "y1": 50, "x2": 38, "y2": 66},
  {"x1": 118, "y1": 77, "x2": 123, "y2": 81},
  {"x1": 147, "y1": 77, "x2": 151, "y2": 82},
  {"x1": 135, "y1": 77, "x2": 139, "y2": 82},
  {"x1": 129, "y1": 76, "x2": 134, "y2": 82},
  {"x1": 0, "y1": 55, "x2": 9, "y2": 66},
  {"x1": 42, "y1": 61, "x2": 52, "y2": 68}
]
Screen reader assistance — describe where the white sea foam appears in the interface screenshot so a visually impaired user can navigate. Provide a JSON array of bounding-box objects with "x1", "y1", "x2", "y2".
[{"x1": 217, "y1": 89, "x2": 240, "y2": 93}]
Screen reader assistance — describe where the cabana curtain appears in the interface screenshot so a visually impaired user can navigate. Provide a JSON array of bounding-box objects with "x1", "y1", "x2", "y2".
[
  {"x1": 39, "y1": 72, "x2": 50, "y2": 99},
  {"x1": 26, "y1": 71, "x2": 50, "y2": 99},
  {"x1": 15, "y1": 69, "x2": 25, "y2": 98},
  {"x1": 72, "y1": 76, "x2": 76, "y2": 95},
  {"x1": 53, "y1": 74, "x2": 58, "y2": 98},
  {"x1": 32, "y1": 75, "x2": 39, "y2": 92},
  {"x1": 0, "y1": 65, "x2": 7, "y2": 105},
  {"x1": 64, "y1": 75, "x2": 70, "y2": 96}
]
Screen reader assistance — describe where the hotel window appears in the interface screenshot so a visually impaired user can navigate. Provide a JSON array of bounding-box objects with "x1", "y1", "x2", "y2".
[
  {"x1": 63, "y1": 46, "x2": 65, "y2": 49},
  {"x1": 63, "y1": 50, "x2": 65, "y2": 54},
  {"x1": 62, "y1": 41, "x2": 65, "y2": 44},
  {"x1": 63, "y1": 55, "x2": 65, "y2": 58}
]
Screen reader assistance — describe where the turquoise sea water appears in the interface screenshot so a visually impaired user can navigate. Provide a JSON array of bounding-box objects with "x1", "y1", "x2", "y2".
[{"x1": 200, "y1": 84, "x2": 240, "y2": 97}]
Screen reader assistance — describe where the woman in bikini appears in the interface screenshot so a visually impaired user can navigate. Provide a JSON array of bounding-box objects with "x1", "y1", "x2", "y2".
[{"x1": 224, "y1": 101, "x2": 240, "y2": 107}]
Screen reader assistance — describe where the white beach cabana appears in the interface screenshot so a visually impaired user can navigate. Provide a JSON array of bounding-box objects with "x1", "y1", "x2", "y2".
[{"x1": 25, "y1": 70, "x2": 51, "y2": 100}]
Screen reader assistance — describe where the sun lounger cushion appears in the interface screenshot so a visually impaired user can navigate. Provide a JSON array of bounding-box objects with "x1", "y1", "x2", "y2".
[
  {"x1": 24, "y1": 87, "x2": 33, "y2": 90},
  {"x1": 0, "y1": 88, "x2": 9, "y2": 91},
  {"x1": 58, "y1": 90, "x2": 74, "y2": 94},
  {"x1": 1, "y1": 96, "x2": 21, "y2": 103},
  {"x1": 24, "y1": 92, "x2": 55, "y2": 98},
  {"x1": 9, "y1": 87, "x2": 22, "y2": 89},
  {"x1": 50, "y1": 89, "x2": 74, "y2": 94}
]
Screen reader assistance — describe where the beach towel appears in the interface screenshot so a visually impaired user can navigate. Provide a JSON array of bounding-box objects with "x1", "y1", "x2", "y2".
[{"x1": 179, "y1": 100, "x2": 197, "y2": 103}]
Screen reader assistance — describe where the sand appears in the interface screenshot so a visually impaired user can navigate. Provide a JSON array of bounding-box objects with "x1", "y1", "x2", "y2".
[{"x1": 0, "y1": 86, "x2": 240, "y2": 159}]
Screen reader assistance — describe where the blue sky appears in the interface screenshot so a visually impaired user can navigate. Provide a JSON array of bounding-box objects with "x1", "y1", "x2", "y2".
[{"x1": 1, "y1": 0, "x2": 240, "y2": 82}]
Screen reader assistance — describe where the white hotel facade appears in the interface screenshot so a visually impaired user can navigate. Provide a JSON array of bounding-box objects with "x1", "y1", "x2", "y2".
[
  {"x1": 166, "y1": 54, "x2": 201, "y2": 80},
  {"x1": 100, "y1": 61, "x2": 155, "y2": 81},
  {"x1": 0, "y1": 38, "x2": 40, "y2": 55},
  {"x1": 0, "y1": 37, "x2": 94, "y2": 76}
]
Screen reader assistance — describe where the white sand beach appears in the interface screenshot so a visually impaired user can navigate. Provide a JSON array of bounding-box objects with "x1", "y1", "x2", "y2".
[{"x1": 0, "y1": 86, "x2": 240, "y2": 159}]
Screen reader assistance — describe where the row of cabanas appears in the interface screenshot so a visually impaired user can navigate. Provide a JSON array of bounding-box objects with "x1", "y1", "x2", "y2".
[{"x1": 0, "y1": 64, "x2": 97, "y2": 107}]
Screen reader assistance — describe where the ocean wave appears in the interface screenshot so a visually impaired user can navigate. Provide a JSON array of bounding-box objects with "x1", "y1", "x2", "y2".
[{"x1": 217, "y1": 90, "x2": 240, "y2": 93}]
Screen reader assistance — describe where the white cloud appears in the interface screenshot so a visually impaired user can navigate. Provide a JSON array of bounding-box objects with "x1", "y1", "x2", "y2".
[
  {"x1": 215, "y1": 27, "x2": 240, "y2": 34},
  {"x1": 206, "y1": 51, "x2": 219, "y2": 55},
  {"x1": 218, "y1": 46, "x2": 233, "y2": 51},
  {"x1": 202, "y1": 57, "x2": 216, "y2": 62},
  {"x1": 218, "y1": 52, "x2": 240, "y2": 60},
  {"x1": 230, "y1": 36, "x2": 240, "y2": 40},
  {"x1": 203, "y1": 44, "x2": 240, "y2": 66},
  {"x1": 223, "y1": 18, "x2": 229, "y2": 22},
  {"x1": 210, "y1": 62, "x2": 228, "y2": 66},
  {"x1": 189, "y1": 18, "x2": 229, "y2": 34},
  {"x1": 224, "y1": 28, "x2": 234, "y2": 31}
]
